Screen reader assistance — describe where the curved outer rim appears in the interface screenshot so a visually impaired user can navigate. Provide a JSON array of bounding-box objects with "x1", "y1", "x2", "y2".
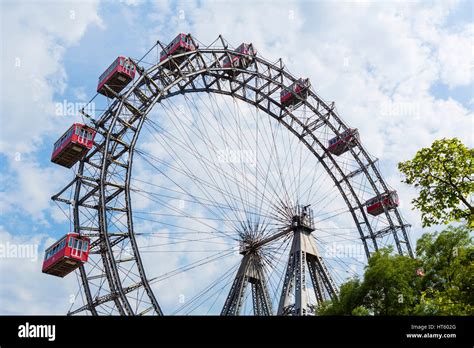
[{"x1": 58, "y1": 38, "x2": 413, "y2": 315}]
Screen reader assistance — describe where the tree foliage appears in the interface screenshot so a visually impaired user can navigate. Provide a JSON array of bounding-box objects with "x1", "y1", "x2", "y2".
[
  {"x1": 318, "y1": 226, "x2": 473, "y2": 316},
  {"x1": 398, "y1": 138, "x2": 473, "y2": 227},
  {"x1": 414, "y1": 225, "x2": 473, "y2": 315},
  {"x1": 317, "y1": 278, "x2": 366, "y2": 315},
  {"x1": 362, "y1": 248, "x2": 421, "y2": 315}
]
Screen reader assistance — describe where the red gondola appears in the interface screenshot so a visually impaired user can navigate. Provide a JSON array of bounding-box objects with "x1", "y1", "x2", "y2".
[
  {"x1": 222, "y1": 43, "x2": 256, "y2": 75},
  {"x1": 280, "y1": 78, "x2": 311, "y2": 107},
  {"x1": 97, "y1": 56, "x2": 136, "y2": 96},
  {"x1": 160, "y1": 33, "x2": 197, "y2": 69},
  {"x1": 42, "y1": 233, "x2": 90, "y2": 278},
  {"x1": 366, "y1": 191, "x2": 399, "y2": 216},
  {"x1": 327, "y1": 128, "x2": 360, "y2": 156},
  {"x1": 51, "y1": 123, "x2": 96, "y2": 168}
]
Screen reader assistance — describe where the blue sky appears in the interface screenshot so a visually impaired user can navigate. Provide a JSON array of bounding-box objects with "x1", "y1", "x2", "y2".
[{"x1": 0, "y1": 0, "x2": 472, "y2": 314}]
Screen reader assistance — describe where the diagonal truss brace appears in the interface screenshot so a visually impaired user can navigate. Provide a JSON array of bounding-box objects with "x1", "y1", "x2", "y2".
[
  {"x1": 277, "y1": 213, "x2": 338, "y2": 316},
  {"x1": 221, "y1": 252, "x2": 272, "y2": 316}
]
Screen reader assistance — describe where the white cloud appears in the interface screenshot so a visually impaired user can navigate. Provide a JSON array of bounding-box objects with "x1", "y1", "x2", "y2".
[
  {"x1": 119, "y1": 0, "x2": 143, "y2": 6},
  {"x1": 0, "y1": 227, "x2": 76, "y2": 314},
  {"x1": 73, "y1": 87, "x2": 88, "y2": 101},
  {"x1": 1, "y1": 157, "x2": 72, "y2": 224},
  {"x1": 0, "y1": 0, "x2": 102, "y2": 155},
  {"x1": 0, "y1": 0, "x2": 102, "y2": 226},
  {"x1": 436, "y1": 25, "x2": 473, "y2": 88},
  {"x1": 0, "y1": 2, "x2": 102, "y2": 314}
]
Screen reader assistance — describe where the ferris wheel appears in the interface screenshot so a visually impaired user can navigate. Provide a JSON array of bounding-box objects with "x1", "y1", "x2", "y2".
[{"x1": 45, "y1": 33, "x2": 413, "y2": 316}]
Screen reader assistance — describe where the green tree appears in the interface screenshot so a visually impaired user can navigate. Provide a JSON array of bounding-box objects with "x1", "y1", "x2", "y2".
[
  {"x1": 398, "y1": 138, "x2": 473, "y2": 227},
  {"x1": 414, "y1": 225, "x2": 473, "y2": 315},
  {"x1": 317, "y1": 226, "x2": 473, "y2": 316},
  {"x1": 317, "y1": 278, "x2": 366, "y2": 315},
  {"x1": 361, "y1": 248, "x2": 421, "y2": 315},
  {"x1": 317, "y1": 248, "x2": 422, "y2": 316}
]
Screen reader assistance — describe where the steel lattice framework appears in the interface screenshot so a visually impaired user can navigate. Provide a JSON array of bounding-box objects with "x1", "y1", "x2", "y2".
[{"x1": 52, "y1": 35, "x2": 413, "y2": 316}]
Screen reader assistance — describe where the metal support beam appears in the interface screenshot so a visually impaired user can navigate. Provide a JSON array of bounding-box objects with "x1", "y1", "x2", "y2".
[
  {"x1": 277, "y1": 206, "x2": 337, "y2": 315},
  {"x1": 221, "y1": 252, "x2": 272, "y2": 316}
]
